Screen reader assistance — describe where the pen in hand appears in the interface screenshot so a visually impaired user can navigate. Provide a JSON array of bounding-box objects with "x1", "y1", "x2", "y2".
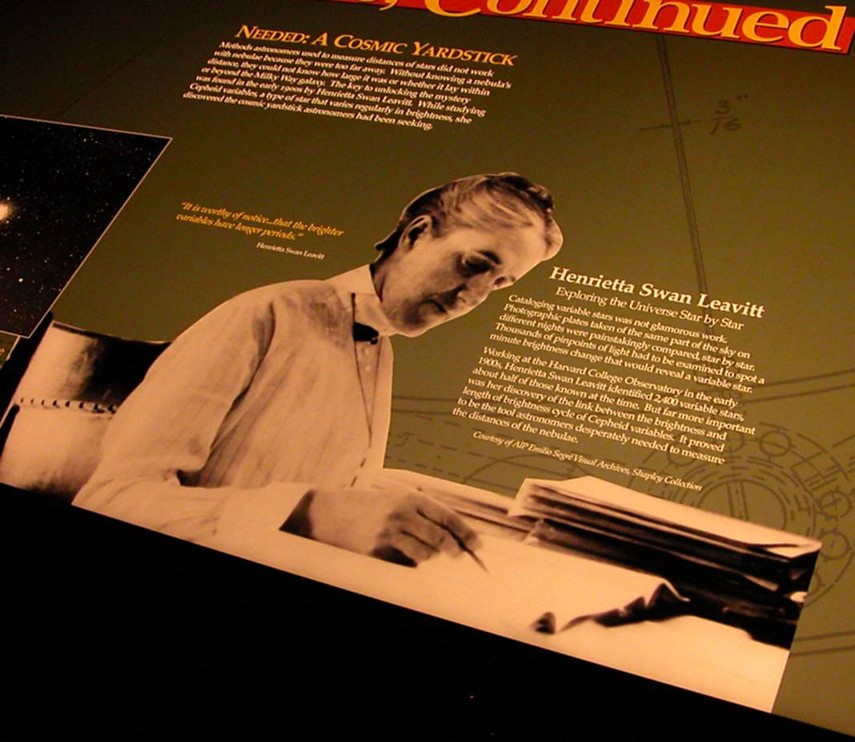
[
  {"x1": 453, "y1": 531, "x2": 489, "y2": 573},
  {"x1": 438, "y1": 520, "x2": 488, "y2": 573},
  {"x1": 408, "y1": 484, "x2": 489, "y2": 572}
]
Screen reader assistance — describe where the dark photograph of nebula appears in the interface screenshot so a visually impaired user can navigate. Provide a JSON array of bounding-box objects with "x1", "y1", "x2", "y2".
[{"x1": 0, "y1": 116, "x2": 168, "y2": 337}]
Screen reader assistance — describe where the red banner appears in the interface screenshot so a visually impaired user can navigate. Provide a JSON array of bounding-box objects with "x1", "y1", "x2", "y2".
[{"x1": 331, "y1": 0, "x2": 855, "y2": 53}]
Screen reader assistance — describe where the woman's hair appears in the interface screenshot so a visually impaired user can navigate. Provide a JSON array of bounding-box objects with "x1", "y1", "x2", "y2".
[{"x1": 375, "y1": 172, "x2": 563, "y2": 259}]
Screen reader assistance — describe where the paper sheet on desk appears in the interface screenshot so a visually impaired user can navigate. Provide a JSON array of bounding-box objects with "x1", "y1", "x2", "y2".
[{"x1": 413, "y1": 535, "x2": 687, "y2": 636}]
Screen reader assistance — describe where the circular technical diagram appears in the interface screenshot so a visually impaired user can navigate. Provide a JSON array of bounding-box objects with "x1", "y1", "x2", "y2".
[{"x1": 632, "y1": 423, "x2": 853, "y2": 605}]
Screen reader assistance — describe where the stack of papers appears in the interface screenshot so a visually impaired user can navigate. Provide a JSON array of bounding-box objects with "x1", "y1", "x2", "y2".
[{"x1": 510, "y1": 477, "x2": 822, "y2": 646}]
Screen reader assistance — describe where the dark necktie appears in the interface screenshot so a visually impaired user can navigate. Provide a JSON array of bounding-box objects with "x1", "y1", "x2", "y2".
[{"x1": 352, "y1": 322, "x2": 379, "y2": 344}]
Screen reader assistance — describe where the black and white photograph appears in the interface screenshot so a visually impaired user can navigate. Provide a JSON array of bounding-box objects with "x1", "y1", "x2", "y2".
[{"x1": 0, "y1": 172, "x2": 821, "y2": 713}]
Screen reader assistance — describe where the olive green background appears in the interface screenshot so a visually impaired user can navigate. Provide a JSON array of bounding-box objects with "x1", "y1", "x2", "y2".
[{"x1": 1, "y1": 0, "x2": 852, "y2": 734}]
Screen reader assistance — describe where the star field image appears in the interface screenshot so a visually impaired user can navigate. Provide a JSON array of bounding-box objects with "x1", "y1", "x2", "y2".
[{"x1": 0, "y1": 115, "x2": 168, "y2": 336}]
